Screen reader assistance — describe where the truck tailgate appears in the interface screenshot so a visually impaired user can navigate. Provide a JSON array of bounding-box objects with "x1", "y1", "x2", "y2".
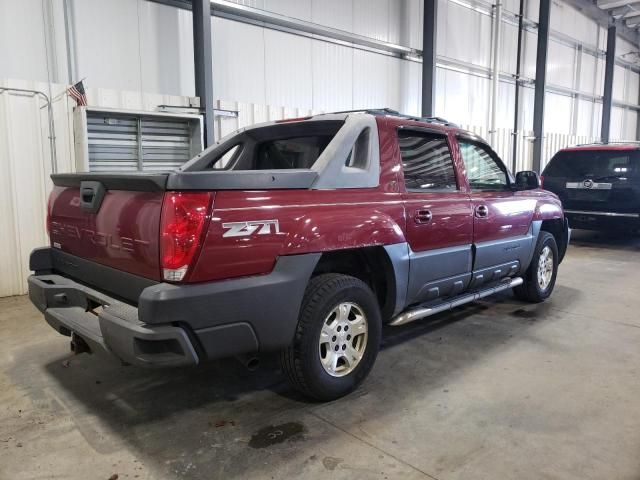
[{"x1": 49, "y1": 174, "x2": 167, "y2": 281}]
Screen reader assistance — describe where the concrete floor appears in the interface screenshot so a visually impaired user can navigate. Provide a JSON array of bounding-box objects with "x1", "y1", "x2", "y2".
[{"x1": 1, "y1": 231, "x2": 640, "y2": 480}]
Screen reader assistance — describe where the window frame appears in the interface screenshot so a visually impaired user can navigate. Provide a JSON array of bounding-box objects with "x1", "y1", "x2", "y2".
[
  {"x1": 397, "y1": 126, "x2": 460, "y2": 193},
  {"x1": 456, "y1": 135, "x2": 514, "y2": 192}
]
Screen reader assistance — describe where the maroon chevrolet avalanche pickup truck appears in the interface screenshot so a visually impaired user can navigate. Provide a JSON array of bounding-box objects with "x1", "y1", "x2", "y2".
[{"x1": 29, "y1": 109, "x2": 570, "y2": 400}]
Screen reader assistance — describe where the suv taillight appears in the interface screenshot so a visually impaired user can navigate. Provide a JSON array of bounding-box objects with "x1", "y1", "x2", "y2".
[
  {"x1": 539, "y1": 175, "x2": 544, "y2": 189},
  {"x1": 160, "y1": 192, "x2": 212, "y2": 282}
]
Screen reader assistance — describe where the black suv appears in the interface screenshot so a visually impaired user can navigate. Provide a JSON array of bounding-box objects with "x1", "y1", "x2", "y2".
[{"x1": 542, "y1": 144, "x2": 640, "y2": 232}]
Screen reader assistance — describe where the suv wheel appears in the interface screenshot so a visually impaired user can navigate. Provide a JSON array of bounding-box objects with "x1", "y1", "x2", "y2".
[
  {"x1": 280, "y1": 273, "x2": 382, "y2": 401},
  {"x1": 514, "y1": 231, "x2": 559, "y2": 303}
]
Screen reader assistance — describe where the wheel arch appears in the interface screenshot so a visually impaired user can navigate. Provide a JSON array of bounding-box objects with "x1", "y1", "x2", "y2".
[{"x1": 311, "y1": 244, "x2": 408, "y2": 322}]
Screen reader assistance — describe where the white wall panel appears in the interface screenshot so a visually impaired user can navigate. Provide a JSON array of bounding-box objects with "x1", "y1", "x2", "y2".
[
  {"x1": 311, "y1": 0, "x2": 353, "y2": 32},
  {"x1": 406, "y1": 0, "x2": 423, "y2": 50},
  {"x1": 576, "y1": 99, "x2": 601, "y2": 138},
  {"x1": 73, "y1": 0, "x2": 142, "y2": 92},
  {"x1": 522, "y1": 30, "x2": 538, "y2": 80},
  {"x1": 401, "y1": 61, "x2": 422, "y2": 117},
  {"x1": 138, "y1": 1, "x2": 195, "y2": 96},
  {"x1": 311, "y1": 42, "x2": 353, "y2": 111},
  {"x1": 624, "y1": 110, "x2": 638, "y2": 140},
  {"x1": 353, "y1": 0, "x2": 390, "y2": 42},
  {"x1": 264, "y1": 0, "x2": 312, "y2": 21},
  {"x1": 212, "y1": 18, "x2": 266, "y2": 105},
  {"x1": 610, "y1": 106, "x2": 625, "y2": 139},
  {"x1": 579, "y1": 52, "x2": 597, "y2": 95},
  {"x1": 500, "y1": 23, "x2": 518, "y2": 75},
  {"x1": 526, "y1": 0, "x2": 540, "y2": 22},
  {"x1": 440, "y1": 1, "x2": 491, "y2": 68},
  {"x1": 613, "y1": 65, "x2": 626, "y2": 102},
  {"x1": 352, "y1": 50, "x2": 401, "y2": 110},
  {"x1": 263, "y1": 30, "x2": 312, "y2": 109},
  {"x1": 0, "y1": 0, "x2": 49, "y2": 83},
  {"x1": 626, "y1": 70, "x2": 639, "y2": 105},
  {"x1": 544, "y1": 92, "x2": 572, "y2": 134},
  {"x1": 547, "y1": 40, "x2": 575, "y2": 89}
]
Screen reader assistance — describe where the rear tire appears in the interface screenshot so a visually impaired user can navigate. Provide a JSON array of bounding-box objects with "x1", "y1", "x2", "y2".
[
  {"x1": 514, "y1": 231, "x2": 559, "y2": 303},
  {"x1": 280, "y1": 273, "x2": 381, "y2": 401}
]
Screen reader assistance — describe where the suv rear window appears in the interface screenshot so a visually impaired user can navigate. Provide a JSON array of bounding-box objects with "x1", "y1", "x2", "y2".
[
  {"x1": 544, "y1": 150, "x2": 640, "y2": 179},
  {"x1": 191, "y1": 120, "x2": 344, "y2": 171}
]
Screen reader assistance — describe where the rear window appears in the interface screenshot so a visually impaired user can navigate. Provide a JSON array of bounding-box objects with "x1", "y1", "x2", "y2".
[
  {"x1": 544, "y1": 150, "x2": 640, "y2": 179},
  {"x1": 189, "y1": 120, "x2": 344, "y2": 171}
]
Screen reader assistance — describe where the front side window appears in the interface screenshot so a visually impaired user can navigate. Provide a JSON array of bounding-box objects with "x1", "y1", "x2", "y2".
[
  {"x1": 459, "y1": 141, "x2": 509, "y2": 191},
  {"x1": 398, "y1": 131, "x2": 458, "y2": 191}
]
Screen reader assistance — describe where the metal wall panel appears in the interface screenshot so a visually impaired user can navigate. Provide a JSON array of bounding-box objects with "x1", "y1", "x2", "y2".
[
  {"x1": 72, "y1": 0, "x2": 142, "y2": 92},
  {"x1": 212, "y1": 17, "x2": 266, "y2": 105},
  {"x1": 547, "y1": 40, "x2": 576, "y2": 90},
  {"x1": 264, "y1": 29, "x2": 313, "y2": 109},
  {"x1": 138, "y1": 1, "x2": 195, "y2": 96},
  {"x1": 0, "y1": 0, "x2": 49, "y2": 83},
  {"x1": 544, "y1": 92, "x2": 573, "y2": 135},
  {"x1": 312, "y1": 42, "x2": 353, "y2": 111},
  {"x1": 311, "y1": 0, "x2": 354, "y2": 32},
  {"x1": 613, "y1": 65, "x2": 626, "y2": 102}
]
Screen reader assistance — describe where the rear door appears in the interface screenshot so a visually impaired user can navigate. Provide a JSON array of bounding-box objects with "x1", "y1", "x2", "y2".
[
  {"x1": 457, "y1": 137, "x2": 535, "y2": 287},
  {"x1": 543, "y1": 149, "x2": 640, "y2": 215},
  {"x1": 398, "y1": 127, "x2": 474, "y2": 305}
]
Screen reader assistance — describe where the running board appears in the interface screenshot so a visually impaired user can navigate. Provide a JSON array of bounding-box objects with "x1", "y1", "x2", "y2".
[{"x1": 389, "y1": 277, "x2": 524, "y2": 327}]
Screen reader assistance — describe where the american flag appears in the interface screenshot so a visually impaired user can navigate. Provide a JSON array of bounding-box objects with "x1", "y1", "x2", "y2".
[{"x1": 67, "y1": 80, "x2": 87, "y2": 106}]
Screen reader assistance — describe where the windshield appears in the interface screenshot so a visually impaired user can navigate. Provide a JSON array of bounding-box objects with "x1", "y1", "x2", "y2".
[
  {"x1": 181, "y1": 120, "x2": 344, "y2": 171},
  {"x1": 544, "y1": 150, "x2": 640, "y2": 179}
]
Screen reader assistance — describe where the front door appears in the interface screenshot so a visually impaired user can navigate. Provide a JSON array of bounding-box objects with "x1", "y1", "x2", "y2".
[
  {"x1": 457, "y1": 138, "x2": 536, "y2": 287},
  {"x1": 398, "y1": 128, "x2": 474, "y2": 305}
]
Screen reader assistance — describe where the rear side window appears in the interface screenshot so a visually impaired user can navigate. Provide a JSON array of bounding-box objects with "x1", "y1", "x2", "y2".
[
  {"x1": 544, "y1": 150, "x2": 640, "y2": 179},
  {"x1": 398, "y1": 131, "x2": 458, "y2": 191},
  {"x1": 256, "y1": 136, "x2": 330, "y2": 169},
  {"x1": 198, "y1": 120, "x2": 344, "y2": 171}
]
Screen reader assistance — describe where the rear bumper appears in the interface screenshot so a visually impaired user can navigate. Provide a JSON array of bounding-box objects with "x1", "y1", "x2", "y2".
[
  {"x1": 28, "y1": 274, "x2": 200, "y2": 367},
  {"x1": 564, "y1": 209, "x2": 640, "y2": 231},
  {"x1": 28, "y1": 248, "x2": 320, "y2": 367}
]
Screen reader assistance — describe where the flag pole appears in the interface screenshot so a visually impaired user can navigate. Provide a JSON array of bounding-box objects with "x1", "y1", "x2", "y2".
[{"x1": 52, "y1": 76, "x2": 87, "y2": 103}]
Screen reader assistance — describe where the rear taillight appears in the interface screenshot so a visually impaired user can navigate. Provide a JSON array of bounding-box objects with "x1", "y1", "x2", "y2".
[
  {"x1": 539, "y1": 175, "x2": 544, "y2": 189},
  {"x1": 160, "y1": 192, "x2": 212, "y2": 282}
]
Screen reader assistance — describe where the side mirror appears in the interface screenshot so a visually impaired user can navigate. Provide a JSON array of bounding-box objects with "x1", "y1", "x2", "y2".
[{"x1": 515, "y1": 171, "x2": 541, "y2": 190}]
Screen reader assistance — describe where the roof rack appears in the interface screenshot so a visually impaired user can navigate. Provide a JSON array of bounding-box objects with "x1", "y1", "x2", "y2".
[
  {"x1": 574, "y1": 140, "x2": 640, "y2": 147},
  {"x1": 321, "y1": 108, "x2": 459, "y2": 127}
]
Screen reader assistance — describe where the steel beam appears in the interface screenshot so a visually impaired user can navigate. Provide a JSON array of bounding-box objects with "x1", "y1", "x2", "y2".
[
  {"x1": 192, "y1": 0, "x2": 215, "y2": 147},
  {"x1": 512, "y1": 0, "x2": 525, "y2": 173},
  {"x1": 532, "y1": 0, "x2": 551, "y2": 172},
  {"x1": 601, "y1": 25, "x2": 617, "y2": 143},
  {"x1": 421, "y1": 0, "x2": 438, "y2": 117}
]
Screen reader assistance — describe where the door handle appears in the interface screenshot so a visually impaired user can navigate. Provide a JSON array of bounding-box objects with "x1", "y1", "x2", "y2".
[
  {"x1": 414, "y1": 209, "x2": 433, "y2": 224},
  {"x1": 475, "y1": 205, "x2": 489, "y2": 218}
]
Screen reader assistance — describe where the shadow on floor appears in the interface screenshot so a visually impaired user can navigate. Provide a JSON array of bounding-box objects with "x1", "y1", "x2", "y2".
[
  {"x1": 569, "y1": 228, "x2": 640, "y2": 251},
  {"x1": 9, "y1": 287, "x2": 578, "y2": 479}
]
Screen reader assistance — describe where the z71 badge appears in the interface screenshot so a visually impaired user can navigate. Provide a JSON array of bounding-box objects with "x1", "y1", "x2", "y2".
[{"x1": 222, "y1": 219, "x2": 280, "y2": 238}]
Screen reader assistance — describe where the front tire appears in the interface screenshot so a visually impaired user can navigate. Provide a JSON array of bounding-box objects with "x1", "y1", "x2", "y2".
[
  {"x1": 280, "y1": 273, "x2": 382, "y2": 401},
  {"x1": 514, "y1": 231, "x2": 559, "y2": 303}
]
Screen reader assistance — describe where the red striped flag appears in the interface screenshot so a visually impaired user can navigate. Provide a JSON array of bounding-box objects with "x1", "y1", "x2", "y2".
[{"x1": 67, "y1": 80, "x2": 87, "y2": 106}]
